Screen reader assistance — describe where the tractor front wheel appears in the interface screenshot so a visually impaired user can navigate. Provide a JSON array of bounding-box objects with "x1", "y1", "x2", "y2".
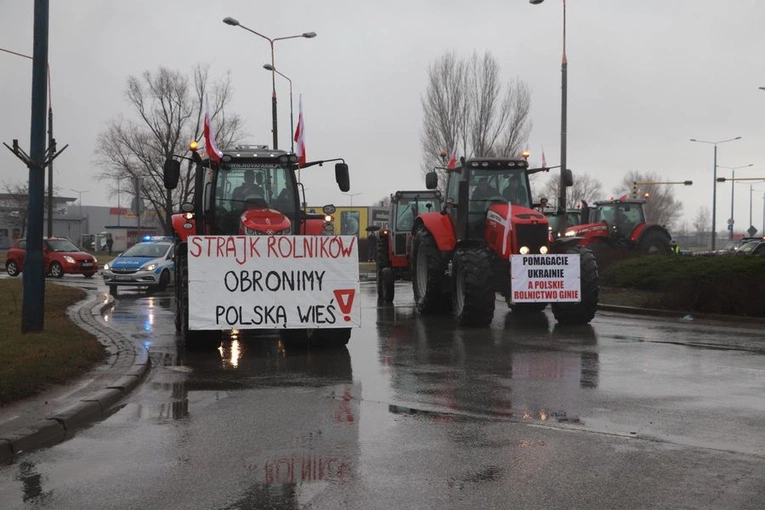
[
  {"x1": 639, "y1": 230, "x2": 671, "y2": 254},
  {"x1": 452, "y1": 247, "x2": 495, "y2": 327},
  {"x1": 551, "y1": 246, "x2": 599, "y2": 325},
  {"x1": 412, "y1": 228, "x2": 450, "y2": 314},
  {"x1": 376, "y1": 235, "x2": 394, "y2": 303}
]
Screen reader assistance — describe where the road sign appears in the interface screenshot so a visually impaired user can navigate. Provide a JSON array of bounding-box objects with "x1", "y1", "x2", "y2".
[{"x1": 747, "y1": 226, "x2": 758, "y2": 237}]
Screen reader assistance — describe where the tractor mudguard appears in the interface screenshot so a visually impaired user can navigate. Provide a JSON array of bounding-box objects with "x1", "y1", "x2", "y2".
[
  {"x1": 414, "y1": 212, "x2": 456, "y2": 252},
  {"x1": 172, "y1": 213, "x2": 195, "y2": 242},
  {"x1": 302, "y1": 218, "x2": 325, "y2": 235}
]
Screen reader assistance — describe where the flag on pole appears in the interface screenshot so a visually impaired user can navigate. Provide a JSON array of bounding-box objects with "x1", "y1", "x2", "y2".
[
  {"x1": 446, "y1": 149, "x2": 457, "y2": 170},
  {"x1": 294, "y1": 95, "x2": 306, "y2": 167},
  {"x1": 541, "y1": 146, "x2": 547, "y2": 168},
  {"x1": 203, "y1": 96, "x2": 222, "y2": 163}
]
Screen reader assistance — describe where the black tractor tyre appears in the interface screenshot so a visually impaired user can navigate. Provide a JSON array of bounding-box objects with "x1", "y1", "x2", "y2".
[
  {"x1": 551, "y1": 246, "x2": 599, "y2": 325},
  {"x1": 178, "y1": 253, "x2": 219, "y2": 351},
  {"x1": 451, "y1": 247, "x2": 496, "y2": 327},
  {"x1": 639, "y1": 229, "x2": 672, "y2": 254},
  {"x1": 380, "y1": 267, "x2": 395, "y2": 303},
  {"x1": 376, "y1": 235, "x2": 391, "y2": 298},
  {"x1": 412, "y1": 228, "x2": 450, "y2": 314}
]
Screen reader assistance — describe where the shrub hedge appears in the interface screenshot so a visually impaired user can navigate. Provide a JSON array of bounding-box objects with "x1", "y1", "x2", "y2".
[{"x1": 600, "y1": 254, "x2": 765, "y2": 317}]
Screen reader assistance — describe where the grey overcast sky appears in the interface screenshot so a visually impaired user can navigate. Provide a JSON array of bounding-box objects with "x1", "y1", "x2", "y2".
[{"x1": 2, "y1": 0, "x2": 765, "y2": 232}]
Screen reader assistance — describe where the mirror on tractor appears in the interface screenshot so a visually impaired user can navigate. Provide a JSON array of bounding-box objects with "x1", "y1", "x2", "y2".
[
  {"x1": 163, "y1": 159, "x2": 181, "y2": 190},
  {"x1": 563, "y1": 168, "x2": 574, "y2": 187},
  {"x1": 425, "y1": 171, "x2": 438, "y2": 190},
  {"x1": 335, "y1": 163, "x2": 350, "y2": 192}
]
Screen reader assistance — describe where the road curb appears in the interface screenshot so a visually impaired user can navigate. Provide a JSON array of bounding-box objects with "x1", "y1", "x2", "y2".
[{"x1": 0, "y1": 292, "x2": 151, "y2": 465}]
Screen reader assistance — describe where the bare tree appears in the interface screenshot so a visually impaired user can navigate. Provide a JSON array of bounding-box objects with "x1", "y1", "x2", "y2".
[
  {"x1": 95, "y1": 64, "x2": 245, "y2": 233},
  {"x1": 1, "y1": 181, "x2": 30, "y2": 238},
  {"x1": 420, "y1": 51, "x2": 532, "y2": 185},
  {"x1": 534, "y1": 172, "x2": 603, "y2": 209},
  {"x1": 693, "y1": 206, "x2": 710, "y2": 248},
  {"x1": 615, "y1": 171, "x2": 683, "y2": 229}
]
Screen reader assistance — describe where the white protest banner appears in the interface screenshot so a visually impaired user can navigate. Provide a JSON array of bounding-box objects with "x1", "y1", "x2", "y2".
[
  {"x1": 510, "y1": 254, "x2": 581, "y2": 303},
  {"x1": 187, "y1": 235, "x2": 360, "y2": 330}
]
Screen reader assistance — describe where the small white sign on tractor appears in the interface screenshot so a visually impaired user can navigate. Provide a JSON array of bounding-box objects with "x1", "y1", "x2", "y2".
[
  {"x1": 510, "y1": 254, "x2": 581, "y2": 303},
  {"x1": 187, "y1": 235, "x2": 361, "y2": 330}
]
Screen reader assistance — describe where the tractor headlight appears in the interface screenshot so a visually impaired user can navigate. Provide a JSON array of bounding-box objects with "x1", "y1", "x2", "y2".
[
  {"x1": 519, "y1": 246, "x2": 530, "y2": 255},
  {"x1": 539, "y1": 246, "x2": 549, "y2": 254},
  {"x1": 564, "y1": 230, "x2": 576, "y2": 237}
]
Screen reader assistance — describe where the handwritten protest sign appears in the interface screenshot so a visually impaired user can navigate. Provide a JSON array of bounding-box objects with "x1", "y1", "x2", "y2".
[
  {"x1": 510, "y1": 254, "x2": 581, "y2": 303},
  {"x1": 187, "y1": 235, "x2": 360, "y2": 330}
]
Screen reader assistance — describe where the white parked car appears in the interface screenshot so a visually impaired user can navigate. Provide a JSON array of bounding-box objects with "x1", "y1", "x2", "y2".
[{"x1": 102, "y1": 236, "x2": 175, "y2": 295}]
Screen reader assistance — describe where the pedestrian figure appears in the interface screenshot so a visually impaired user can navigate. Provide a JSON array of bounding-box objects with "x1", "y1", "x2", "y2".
[
  {"x1": 670, "y1": 239, "x2": 680, "y2": 255},
  {"x1": 368, "y1": 231, "x2": 378, "y2": 262},
  {"x1": 106, "y1": 235, "x2": 114, "y2": 256}
]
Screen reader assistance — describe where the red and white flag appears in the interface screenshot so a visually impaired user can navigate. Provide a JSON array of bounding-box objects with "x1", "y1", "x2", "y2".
[
  {"x1": 446, "y1": 148, "x2": 457, "y2": 170},
  {"x1": 541, "y1": 146, "x2": 547, "y2": 168},
  {"x1": 294, "y1": 95, "x2": 306, "y2": 167},
  {"x1": 616, "y1": 190, "x2": 630, "y2": 201},
  {"x1": 203, "y1": 96, "x2": 222, "y2": 163}
]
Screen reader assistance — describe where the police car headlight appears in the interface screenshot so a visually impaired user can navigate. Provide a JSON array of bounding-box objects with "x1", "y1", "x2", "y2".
[
  {"x1": 143, "y1": 263, "x2": 158, "y2": 271},
  {"x1": 103, "y1": 263, "x2": 110, "y2": 271}
]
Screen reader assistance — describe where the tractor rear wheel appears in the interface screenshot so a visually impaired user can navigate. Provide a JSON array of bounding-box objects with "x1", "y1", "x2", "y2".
[
  {"x1": 639, "y1": 230, "x2": 671, "y2": 254},
  {"x1": 551, "y1": 246, "x2": 599, "y2": 325},
  {"x1": 412, "y1": 228, "x2": 450, "y2": 314},
  {"x1": 452, "y1": 247, "x2": 495, "y2": 327}
]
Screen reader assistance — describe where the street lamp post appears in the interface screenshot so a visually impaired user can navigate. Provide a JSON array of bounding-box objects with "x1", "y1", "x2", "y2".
[
  {"x1": 223, "y1": 16, "x2": 315, "y2": 151},
  {"x1": 717, "y1": 164, "x2": 753, "y2": 239},
  {"x1": 342, "y1": 192, "x2": 362, "y2": 209},
  {"x1": 70, "y1": 188, "x2": 88, "y2": 245},
  {"x1": 1, "y1": 47, "x2": 60, "y2": 238},
  {"x1": 263, "y1": 64, "x2": 293, "y2": 153},
  {"x1": 689, "y1": 137, "x2": 741, "y2": 250},
  {"x1": 530, "y1": 0, "x2": 568, "y2": 236}
]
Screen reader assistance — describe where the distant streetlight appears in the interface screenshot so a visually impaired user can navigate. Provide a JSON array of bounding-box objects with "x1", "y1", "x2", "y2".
[
  {"x1": 70, "y1": 188, "x2": 88, "y2": 231},
  {"x1": 689, "y1": 136, "x2": 741, "y2": 250},
  {"x1": 529, "y1": 0, "x2": 569, "y2": 236},
  {"x1": 223, "y1": 16, "x2": 316, "y2": 150},
  {"x1": 717, "y1": 164, "x2": 753, "y2": 239},
  {"x1": 262, "y1": 63, "x2": 294, "y2": 153},
  {"x1": 342, "y1": 192, "x2": 362, "y2": 209}
]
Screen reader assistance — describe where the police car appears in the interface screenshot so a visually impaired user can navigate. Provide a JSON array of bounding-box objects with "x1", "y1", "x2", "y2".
[{"x1": 102, "y1": 236, "x2": 175, "y2": 295}]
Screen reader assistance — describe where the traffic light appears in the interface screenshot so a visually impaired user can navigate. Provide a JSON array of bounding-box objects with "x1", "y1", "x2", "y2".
[{"x1": 631, "y1": 182, "x2": 638, "y2": 199}]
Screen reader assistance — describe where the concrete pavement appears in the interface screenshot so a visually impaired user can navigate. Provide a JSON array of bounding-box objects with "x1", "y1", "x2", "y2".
[{"x1": 0, "y1": 292, "x2": 150, "y2": 464}]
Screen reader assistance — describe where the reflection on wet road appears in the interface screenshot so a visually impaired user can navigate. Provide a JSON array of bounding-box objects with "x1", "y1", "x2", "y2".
[{"x1": 0, "y1": 279, "x2": 764, "y2": 509}]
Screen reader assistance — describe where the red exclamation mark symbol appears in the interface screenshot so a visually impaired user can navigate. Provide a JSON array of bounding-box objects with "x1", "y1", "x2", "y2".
[{"x1": 333, "y1": 289, "x2": 356, "y2": 322}]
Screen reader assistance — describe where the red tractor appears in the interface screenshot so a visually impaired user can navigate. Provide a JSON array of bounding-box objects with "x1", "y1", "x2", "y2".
[
  {"x1": 162, "y1": 143, "x2": 352, "y2": 349},
  {"x1": 376, "y1": 190, "x2": 443, "y2": 303},
  {"x1": 566, "y1": 198, "x2": 672, "y2": 264},
  {"x1": 411, "y1": 157, "x2": 599, "y2": 327}
]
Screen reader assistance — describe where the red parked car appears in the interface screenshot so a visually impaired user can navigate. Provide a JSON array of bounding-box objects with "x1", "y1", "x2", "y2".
[{"x1": 5, "y1": 237, "x2": 99, "y2": 278}]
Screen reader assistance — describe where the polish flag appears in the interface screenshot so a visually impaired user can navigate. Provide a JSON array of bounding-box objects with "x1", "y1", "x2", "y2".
[
  {"x1": 294, "y1": 95, "x2": 306, "y2": 167},
  {"x1": 541, "y1": 146, "x2": 547, "y2": 168},
  {"x1": 203, "y1": 96, "x2": 222, "y2": 163},
  {"x1": 616, "y1": 191, "x2": 630, "y2": 201},
  {"x1": 446, "y1": 149, "x2": 457, "y2": 170}
]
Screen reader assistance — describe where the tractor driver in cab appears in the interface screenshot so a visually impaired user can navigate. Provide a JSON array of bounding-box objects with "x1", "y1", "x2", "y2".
[
  {"x1": 472, "y1": 177, "x2": 500, "y2": 201},
  {"x1": 232, "y1": 170, "x2": 264, "y2": 203},
  {"x1": 502, "y1": 176, "x2": 525, "y2": 205}
]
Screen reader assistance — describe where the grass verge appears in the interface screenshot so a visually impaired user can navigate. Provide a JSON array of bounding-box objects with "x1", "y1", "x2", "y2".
[{"x1": 0, "y1": 279, "x2": 105, "y2": 406}]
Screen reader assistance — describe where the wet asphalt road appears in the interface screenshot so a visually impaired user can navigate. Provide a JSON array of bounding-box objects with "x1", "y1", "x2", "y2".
[{"x1": 0, "y1": 277, "x2": 764, "y2": 509}]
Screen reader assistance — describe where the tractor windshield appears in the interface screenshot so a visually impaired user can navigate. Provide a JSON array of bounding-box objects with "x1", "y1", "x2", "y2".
[
  {"x1": 395, "y1": 196, "x2": 441, "y2": 230},
  {"x1": 213, "y1": 162, "x2": 297, "y2": 233},
  {"x1": 469, "y1": 169, "x2": 530, "y2": 208}
]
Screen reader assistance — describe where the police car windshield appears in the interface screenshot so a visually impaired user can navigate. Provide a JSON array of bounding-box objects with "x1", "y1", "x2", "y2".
[{"x1": 122, "y1": 243, "x2": 171, "y2": 258}]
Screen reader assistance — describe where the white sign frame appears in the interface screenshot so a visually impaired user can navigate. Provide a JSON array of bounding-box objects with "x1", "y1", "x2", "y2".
[
  {"x1": 187, "y1": 235, "x2": 361, "y2": 330},
  {"x1": 510, "y1": 254, "x2": 581, "y2": 303}
]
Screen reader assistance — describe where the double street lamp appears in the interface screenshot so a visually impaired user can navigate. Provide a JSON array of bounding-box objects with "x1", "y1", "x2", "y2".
[
  {"x1": 689, "y1": 136, "x2": 741, "y2": 250},
  {"x1": 222, "y1": 16, "x2": 316, "y2": 151},
  {"x1": 529, "y1": 0, "x2": 569, "y2": 236}
]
